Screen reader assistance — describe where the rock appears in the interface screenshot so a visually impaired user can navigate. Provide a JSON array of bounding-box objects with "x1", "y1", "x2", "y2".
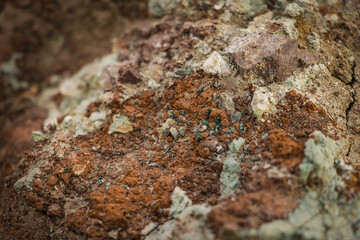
[
  {"x1": 202, "y1": 51, "x2": 232, "y2": 76},
  {"x1": 108, "y1": 115, "x2": 133, "y2": 134},
  {"x1": 47, "y1": 204, "x2": 62, "y2": 217},
  {"x1": 216, "y1": 145, "x2": 224, "y2": 153},
  {"x1": 31, "y1": 131, "x2": 47, "y2": 143},
  {"x1": 178, "y1": 127, "x2": 186, "y2": 137},
  {"x1": 285, "y1": 3, "x2": 304, "y2": 18},
  {"x1": 251, "y1": 87, "x2": 278, "y2": 119},
  {"x1": 226, "y1": 33, "x2": 315, "y2": 85},
  {"x1": 159, "y1": 118, "x2": 176, "y2": 141},
  {"x1": 118, "y1": 62, "x2": 142, "y2": 84},
  {"x1": 169, "y1": 127, "x2": 179, "y2": 140},
  {"x1": 2, "y1": 1, "x2": 360, "y2": 239}
]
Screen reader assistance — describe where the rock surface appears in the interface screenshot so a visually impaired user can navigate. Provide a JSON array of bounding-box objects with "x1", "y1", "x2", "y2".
[{"x1": 1, "y1": 0, "x2": 360, "y2": 239}]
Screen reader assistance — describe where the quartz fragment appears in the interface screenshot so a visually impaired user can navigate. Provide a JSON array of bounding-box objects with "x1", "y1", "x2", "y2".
[
  {"x1": 108, "y1": 115, "x2": 133, "y2": 134},
  {"x1": 202, "y1": 51, "x2": 231, "y2": 76},
  {"x1": 251, "y1": 87, "x2": 278, "y2": 119}
]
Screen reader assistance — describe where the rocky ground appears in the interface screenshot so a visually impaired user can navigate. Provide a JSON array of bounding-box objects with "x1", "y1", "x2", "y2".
[{"x1": 1, "y1": 0, "x2": 360, "y2": 239}]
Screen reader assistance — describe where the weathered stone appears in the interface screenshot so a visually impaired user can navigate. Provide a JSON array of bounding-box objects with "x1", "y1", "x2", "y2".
[
  {"x1": 285, "y1": 3, "x2": 304, "y2": 18},
  {"x1": 118, "y1": 62, "x2": 142, "y2": 84},
  {"x1": 202, "y1": 51, "x2": 231, "y2": 76},
  {"x1": 251, "y1": 87, "x2": 279, "y2": 119},
  {"x1": 31, "y1": 131, "x2": 47, "y2": 143},
  {"x1": 226, "y1": 33, "x2": 315, "y2": 85},
  {"x1": 108, "y1": 115, "x2": 133, "y2": 134},
  {"x1": 169, "y1": 127, "x2": 179, "y2": 140},
  {"x1": 47, "y1": 204, "x2": 62, "y2": 217}
]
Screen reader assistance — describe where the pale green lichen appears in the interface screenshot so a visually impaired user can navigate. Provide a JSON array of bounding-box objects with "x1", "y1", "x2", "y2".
[
  {"x1": 220, "y1": 157, "x2": 241, "y2": 198},
  {"x1": 220, "y1": 137, "x2": 245, "y2": 198},
  {"x1": 300, "y1": 131, "x2": 340, "y2": 191},
  {"x1": 233, "y1": 132, "x2": 360, "y2": 240},
  {"x1": 31, "y1": 131, "x2": 47, "y2": 143},
  {"x1": 229, "y1": 137, "x2": 245, "y2": 155},
  {"x1": 144, "y1": 187, "x2": 214, "y2": 240},
  {"x1": 14, "y1": 165, "x2": 41, "y2": 193},
  {"x1": 169, "y1": 187, "x2": 192, "y2": 218},
  {"x1": 60, "y1": 106, "x2": 108, "y2": 137}
]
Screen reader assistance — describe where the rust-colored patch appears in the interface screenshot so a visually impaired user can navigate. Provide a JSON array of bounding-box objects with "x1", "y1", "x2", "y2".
[{"x1": 206, "y1": 89, "x2": 336, "y2": 236}]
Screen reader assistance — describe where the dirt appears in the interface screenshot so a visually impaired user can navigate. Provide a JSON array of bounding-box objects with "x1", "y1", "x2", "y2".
[{"x1": 1, "y1": 0, "x2": 360, "y2": 239}]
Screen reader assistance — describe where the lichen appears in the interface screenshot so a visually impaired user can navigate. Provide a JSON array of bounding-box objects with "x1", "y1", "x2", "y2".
[
  {"x1": 31, "y1": 131, "x2": 47, "y2": 143},
  {"x1": 220, "y1": 137, "x2": 245, "y2": 198},
  {"x1": 235, "y1": 132, "x2": 360, "y2": 239},
  {"x1": 144, "y1": 187, "x2": 214, "y2": 240}
]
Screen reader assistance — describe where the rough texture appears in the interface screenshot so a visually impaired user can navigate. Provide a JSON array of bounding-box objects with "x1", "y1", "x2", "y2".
[{"x1": 1, "y1": 0, "x2": 360, "y2": 239}]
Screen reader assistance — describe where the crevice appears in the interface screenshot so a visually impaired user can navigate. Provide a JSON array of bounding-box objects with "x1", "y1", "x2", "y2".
[
  {"x1": 345, "y1": 63, "x2": 357, "y2": 122},
  {"x1": 345, "y1": 63, "x2": 357, "y2": 157}
]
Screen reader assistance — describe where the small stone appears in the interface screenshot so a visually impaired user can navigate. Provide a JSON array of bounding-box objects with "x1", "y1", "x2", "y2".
[
  {"x1": 285, "y1": 3, "x2": 304, "y2": 18},
  {"x1": 61, "y1": 115, "x2": 73, "y2": 129},
  {"x1": 148, "y1": 79, "x2": 161, "y2": 90},
  {"x1": 178, "y1": 127, "x2": 186, "y2": 137},
  {"x1": 159, "y1": 118, "x2": 176, "y2": 141},
  {"x1": 31, "y1": 131, "x2": 47, "y2": 143},
  {"x1": 118, "y1": 62, "x2": 142, "y2": 84},
  {"x1": 108, "y1": 115, "x2": 133, "y2": 134},
  {"x1": 263, "y1": 163, "x2": 272, "y2": 170},
  {"x1": 202, "y1": 51, "x2": 231, "y2": 76},
  {"x1": 229, "y1": 137, "x2": 245, "y2": 154},
  {"x1": 214, "y1": 0, "x2": 225, "y2": 10},
  {"x1": 108, "y1": 230, "x2": 118, "y2": 239},
  {"x1": 48, "y1": 204, "x2": 62, "y2": 217},
  {"x1": 216, "y1": 145, "x2": 224, "y2": 153},
  {"x1": 169, "y1": 127, "x2": 179, "y2": 140},
  {"x1": 251, "y1": 87, "x2": 278, "y2": 119},
  {"x1": 231, "y1": 112, "x2": 242, "y2": 123}
]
